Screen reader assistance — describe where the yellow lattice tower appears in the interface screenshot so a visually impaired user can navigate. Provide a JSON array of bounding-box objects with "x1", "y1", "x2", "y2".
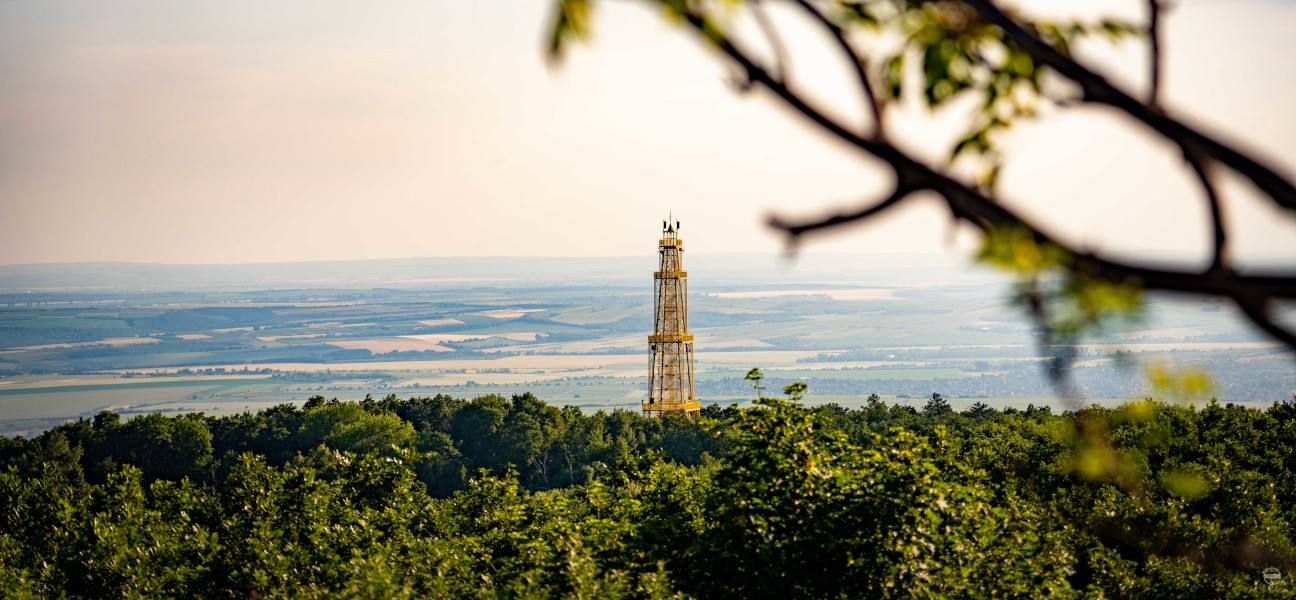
[{"x1": 645, "y1": 218, "x2": 700, "y2": 418}]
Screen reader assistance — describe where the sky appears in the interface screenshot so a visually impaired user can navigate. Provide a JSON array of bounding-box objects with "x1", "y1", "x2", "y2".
[{"x1": 0, "y1": 0, "x2": 1294, "y2": 266}]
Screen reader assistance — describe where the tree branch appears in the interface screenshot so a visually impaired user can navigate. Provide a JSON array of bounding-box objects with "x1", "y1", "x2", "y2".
[
  {"x1": 675, "y1": 9, "x2": 1296, "y2": 349},
  {"x1": 1147, "y1": 0, "x2": 1162, "y2": 107},
  {"x1": 1186, "y1": 154, "x2": 1229, "y2": 272},
  {"x1": 961, "y1": 0, "x2": 1296, "y2": 215},
  {"x1": 786, "y1": 0, "x2": 886, "y2": 140},
  {"x1": 768, "y1": 185, "x2": 919, "y2": 239},
  {"x1": 750, "y1": 0, "x2": 790, "y2": 85},
  {"x1": 1236, "y1": 297, "x2": 1296, "y2": 350}
]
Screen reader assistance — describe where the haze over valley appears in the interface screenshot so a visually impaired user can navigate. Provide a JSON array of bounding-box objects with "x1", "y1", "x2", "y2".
[{"x1": 1, "y1": 253, "x2": 1287, "y2": 437}]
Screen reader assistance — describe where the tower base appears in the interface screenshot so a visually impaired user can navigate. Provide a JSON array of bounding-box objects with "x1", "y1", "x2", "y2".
[{"x1": 642, "y1": 400, "x2": 701, "y2": 419}]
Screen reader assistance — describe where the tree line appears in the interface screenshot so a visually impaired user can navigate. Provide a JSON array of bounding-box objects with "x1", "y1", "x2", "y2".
[{"x1": 1, "y1": 385, "x2": 1293, "y2": 598}]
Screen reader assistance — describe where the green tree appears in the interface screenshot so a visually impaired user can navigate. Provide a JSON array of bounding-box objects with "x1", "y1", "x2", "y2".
[
  {"x1": 556, "y1": 406, "x2": 611, "y2": 486},
  {"x1": 114, "y1": 413, "x2": 213, "y2": 483},
  {"x1": 923, "y1": 391, "x2": 953, "y2": 417},
  {"x1": 450, "y1": 394, "x2": 511, "y2": 470},
  {"x1": 298, "y1": 401, "x2": 414, "y2": 456},
  {"x1": 965, "y1": 401, "x2": 995, "y2": 419},
  {"x1": 397, "y1": 393, "x2": 465, "y2": 433},
  {"x1": 503, "y1": 393, "x2": 564, "y2": 488},
  {"x1": 674, "y1": 395, "x2": 1076, "y2": 599}
]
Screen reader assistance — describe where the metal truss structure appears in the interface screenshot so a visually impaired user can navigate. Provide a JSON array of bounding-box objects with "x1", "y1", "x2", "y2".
[{"x1": 645, "y1": 219, "x2": 700, "y2": 418}]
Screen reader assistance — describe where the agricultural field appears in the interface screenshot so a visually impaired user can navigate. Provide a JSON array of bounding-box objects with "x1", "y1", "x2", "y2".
[{"x1": 0, "y1": 255, "x2": 1290, "y2": 436}]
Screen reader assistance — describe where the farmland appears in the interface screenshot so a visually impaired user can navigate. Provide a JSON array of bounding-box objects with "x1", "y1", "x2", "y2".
[{"x1": 0, "y1": 255, "x2": 1290, "y2": 436}]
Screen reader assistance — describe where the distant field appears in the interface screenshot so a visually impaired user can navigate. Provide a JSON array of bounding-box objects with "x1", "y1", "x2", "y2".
[
  {"x1": 0, "y1": 385, "x2": 228, "y2": 421},
  {"x1": 700, "y1": 367, "x2": 969, "y2": 381},
  {"x1": 707, "y1": 289, "x2": 900, "y2": 300},
  {"x1": 404, "y1": 332, "x2": 540, "y2": 343},
  {"x1": 694, "y1": 336, "x2": 772, "y2": 348},
  {"x1": 417, "y1": 318, "x2": 466, "y2": 327},
  {"x1": 547, "y1": 305, "x2": 644, "y2": 325},
  {"x1": 328, "y1": 339, "x2": 453, "y2": 353},
  {"x1": 114, "y1": 354, "x2": 651, "y2": 374},
  {"x1": 257, "y1": 333, "x2": 325, "y2": 341},
  {"x1": 1, "y1": 256, "x2": 1286, "y2": 436},
  {"x1": 484, "y1": 335, "x2": 642, "y2": 354},
  {"x1": 473, "y1": 309, "x2": 545, "y2": 319},
  {"x1": 8, "y1": 337, "x2": 160, "y2": 351},
  {"x1": 0, "y1": 378, "x2": 269, "y2": 396},
  {"x1": 108, "y1": 351, "x2": 841, "y2": 375}
]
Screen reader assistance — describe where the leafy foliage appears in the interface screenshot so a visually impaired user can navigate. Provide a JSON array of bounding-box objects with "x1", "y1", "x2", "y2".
[{"x1": 1, "y1": 389, "x2": 1293, "y2": 598}]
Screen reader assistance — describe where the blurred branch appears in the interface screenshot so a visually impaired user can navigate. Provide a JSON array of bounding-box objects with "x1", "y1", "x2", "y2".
[
  {"x1": 961, "y1": 0, "x2": 1296, "y2": 215},
  {"x1": 786, "y1": 0, "x2": 886, "y2": 140},
  {"x1": 1186, "y1": 153, "x2": 1229, "y2": 272},
  {"x1": 1021, "y1": 282, "x2": 1080, "y2": 397},
  {"x1": 674, "y1": 7, "x2": 1296, "y2": 350},
  {"x1": 750, "y1": 0, "x2": 790, "y2": 85},
  {"x1": 1147, "y1": 0, "x2": 1163, "y2": 107},
  {"x1": 768, "y1": 184, "x2": 917, "y2": 239},
  {"x1": 1236, "y1": 298, "x2": 1296, "y2": 349}
]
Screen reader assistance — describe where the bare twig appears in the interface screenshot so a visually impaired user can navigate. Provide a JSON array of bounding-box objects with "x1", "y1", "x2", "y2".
[
  {"x1": 1148, "y1": 0, "x2": 1162, "y2": 107},
  {"x1": 961, "y1": 0, "x2": 1296, "y2": 215},
  {"x1": 768, "y1": 185, "x2": 918, "y2": 239},
  {"x1": 1236, "y1": 297, "x2": 1296, "y2": 349},
  {"x1": 1186, "y1": 154, "x2": 1229, "y2": 272},
  {"x1": 750, "y1": 0, "x2": 790, "y2": 84},
  {"x1": 1020, "y1": 279, "x2": 1080, "y2": 398},
  {"x1": 786, "y1": 0, "x2": 886, "y2": 140}
]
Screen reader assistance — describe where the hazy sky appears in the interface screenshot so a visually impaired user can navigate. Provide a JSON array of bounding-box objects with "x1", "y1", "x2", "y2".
[{"x1": 0, "y1": 0, "x2": 1293, "y2": 265}]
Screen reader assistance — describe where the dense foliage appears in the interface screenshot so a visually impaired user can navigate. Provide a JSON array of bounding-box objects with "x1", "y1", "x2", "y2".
[{"x1": 1, "y1": 387, "x2": 1293, "y2": 598}]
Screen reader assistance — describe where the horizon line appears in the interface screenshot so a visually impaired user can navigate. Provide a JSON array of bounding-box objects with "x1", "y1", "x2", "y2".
[{"x1": 0, "y1": 250, "x2": 981, "y2": 269}]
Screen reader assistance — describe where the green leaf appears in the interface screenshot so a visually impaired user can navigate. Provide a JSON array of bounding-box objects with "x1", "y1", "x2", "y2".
[
  {"x1": 1160, "y1": 469, "x2": 1208, "y2": 499},
  {"x1": 885, "y1": 54, "x2": 904, "y2": 100},
  {"x1": 841, "y1": 2, "x2": 879, "y2": 28},
  {"x1": 549, "y1": 0, "x2": 593, "y2": 61},
  {"x1": 978, "y1": 222, "x2": 1072, "y2": 272}
]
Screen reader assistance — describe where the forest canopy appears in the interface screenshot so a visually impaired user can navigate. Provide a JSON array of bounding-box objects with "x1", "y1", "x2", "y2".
[{"x1": 1, "y1": 389, "x2": 1293, "y2": 598}]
